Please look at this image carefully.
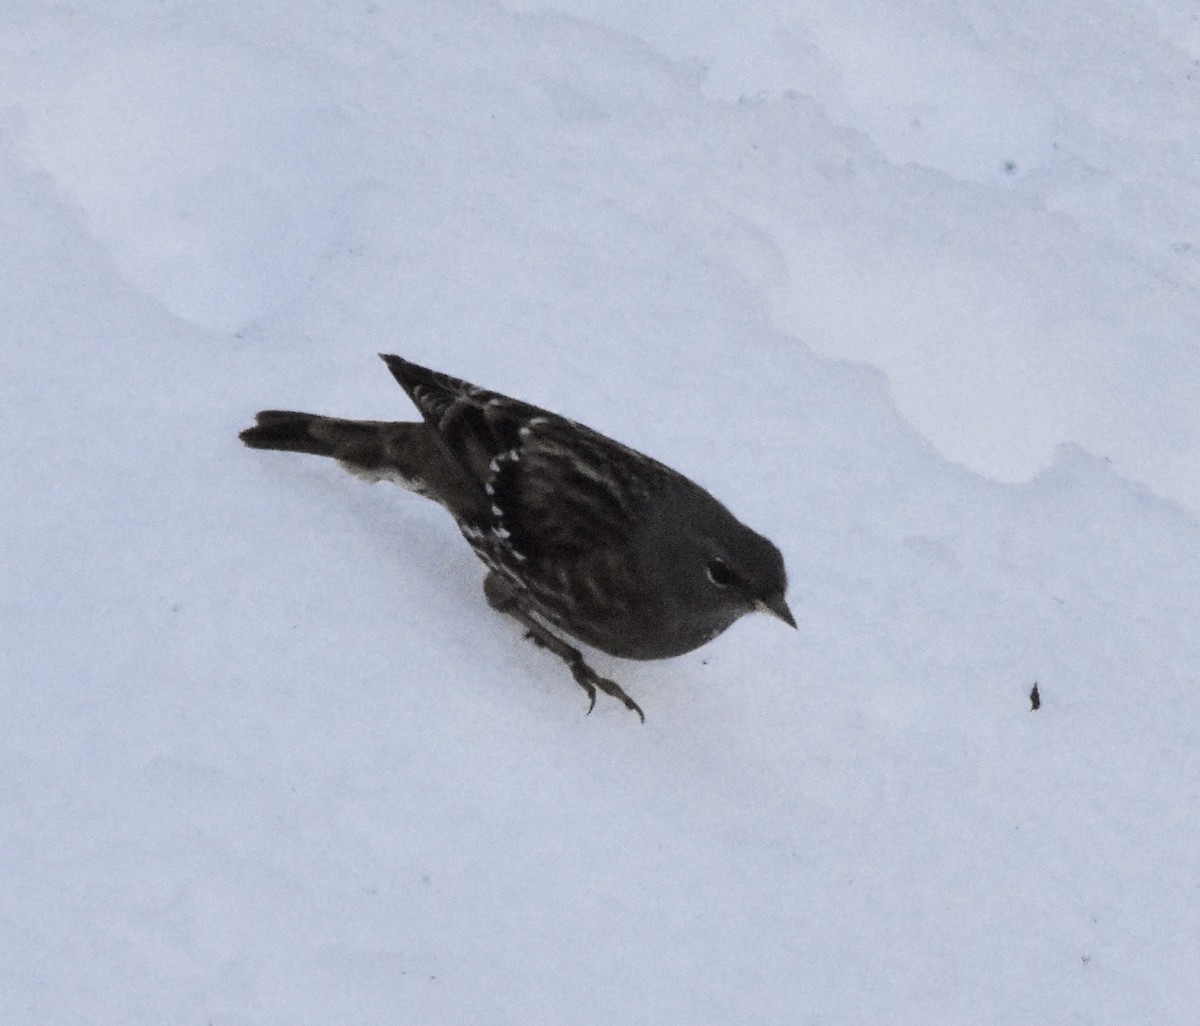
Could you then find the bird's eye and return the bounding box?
[706,558,735,588]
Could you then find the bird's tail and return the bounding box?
[239,410,481,512]
[239,410,369,458]
[239,410,414,475]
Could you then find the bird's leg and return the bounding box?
[483,572,645,722]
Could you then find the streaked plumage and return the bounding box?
[240,355,794,720]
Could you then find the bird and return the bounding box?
[239,355,794,721]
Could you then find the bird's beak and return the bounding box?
[757,593,797,629]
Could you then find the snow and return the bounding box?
[509,0,1200,508]
[2,2,1198,1023]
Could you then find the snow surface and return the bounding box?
[2,2,1199,1023]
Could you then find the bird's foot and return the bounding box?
[490,578,643,720]
[565,653,644,722]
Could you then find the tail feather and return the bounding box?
[239,409,485,517]
[240,411,343,457]
[239,410,402,468]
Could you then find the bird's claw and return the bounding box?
[503,593,645,721]
[569,657,644,723]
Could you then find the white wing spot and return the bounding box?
[519,418,549,440]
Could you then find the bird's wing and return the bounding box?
[381,354,645,569]
[379,354,544,484]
